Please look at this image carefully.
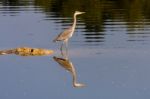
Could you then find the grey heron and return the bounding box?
[53,11,85,50]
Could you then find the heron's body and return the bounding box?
[53,11,85,44]
[53,26,73,42]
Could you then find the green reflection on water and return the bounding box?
[1,0,150,31]
[1,0,150,45]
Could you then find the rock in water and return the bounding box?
[0,47,54,56]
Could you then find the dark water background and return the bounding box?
[0,0,150,99]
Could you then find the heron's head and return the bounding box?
[73,83,86,88]
[74,11,85,16]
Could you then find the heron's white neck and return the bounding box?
[72,14,77,31]
[71,63,85,88]
[72,72,85,88]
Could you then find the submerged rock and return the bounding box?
[0,47,54,56]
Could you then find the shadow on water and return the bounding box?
[53,47,85,88]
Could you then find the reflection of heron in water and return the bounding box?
[53,56,85,88]
[53,11,85,52]
[53,50,85,88]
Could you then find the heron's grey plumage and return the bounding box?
[53,27,73,42]
[53,11,85,43]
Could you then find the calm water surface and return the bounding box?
[0,0,150,99]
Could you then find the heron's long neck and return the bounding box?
[70,62,85,87]
[68,62,77,86]
[72,14,77,31]
[72,70,78,87]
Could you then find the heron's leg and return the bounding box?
[60,43,63,52]
[60,42,65,56]
[64,40,69,57]
[65,41,68,51]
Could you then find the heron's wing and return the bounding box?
[54,27,73,41]
[53,56,73,72]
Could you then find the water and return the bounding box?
[0,0,150,99]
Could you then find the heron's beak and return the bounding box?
[81,12,85,14]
